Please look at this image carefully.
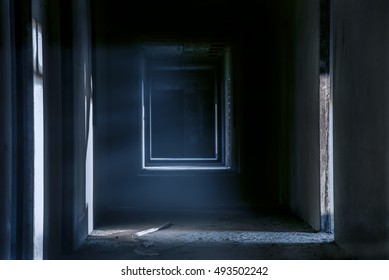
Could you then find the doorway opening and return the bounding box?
[141,43,235,171]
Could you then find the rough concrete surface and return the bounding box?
[61,209,352,260]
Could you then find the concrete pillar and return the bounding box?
[0,0,13,260]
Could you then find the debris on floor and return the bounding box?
[133,222,172,237]
[132,222,173,257]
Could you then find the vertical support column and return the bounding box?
[0,0,13,260]
[319,0,334,233]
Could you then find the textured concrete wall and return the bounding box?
[0,0,12,260]
[43,0,92,258]
[60,0,92,253]
[72,0,92,251]
[333,0,389,259]
[290,0,321,231]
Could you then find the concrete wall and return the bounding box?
[289,0,321,231]
[59,0,92,254]
[13,0,35,259]
[42,0,63,260]
[42,0,92,258]
[0,0,13,260]
[1,0,42,260]
[70,0,92,252]
[333,0,389,259]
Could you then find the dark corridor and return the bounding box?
[3,0,389,261]
[93,0,293,225]
[78,0,336,260]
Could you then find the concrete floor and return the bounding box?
[61,208,352,260]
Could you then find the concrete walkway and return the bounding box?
[61,209,352,260]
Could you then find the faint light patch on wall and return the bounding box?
[32,18,44,260]
[85,68,94,234]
